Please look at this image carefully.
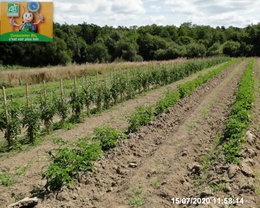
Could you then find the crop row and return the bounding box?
[0,57,230,149]
[1,58,222,103]
[221,58,255,163]
[42,58,238,191]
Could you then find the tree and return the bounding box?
[223,41,241,57]
[186,43,206,58]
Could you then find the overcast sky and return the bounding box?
[3,0,260,27]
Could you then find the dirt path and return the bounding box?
[36,60,248,208]
[0,62,234,207]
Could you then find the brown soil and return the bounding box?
[178,59,260,208]
[0,62,230,207]
[250,58,260,207]
[36,60,248,208]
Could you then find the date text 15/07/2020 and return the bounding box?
[172,198,245,205]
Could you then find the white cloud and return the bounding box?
[164,0,260,27]
[9,0,258,26]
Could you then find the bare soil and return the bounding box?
[0,62,230,207]
[36,60,248,208]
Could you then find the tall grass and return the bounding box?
[0,59,186,87]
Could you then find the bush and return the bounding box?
[155,90,180,114]
[22,106,41,144]
[43,138,102,191]
[93,126,126,151]
[0,103,21,148]
[128,105,155,133]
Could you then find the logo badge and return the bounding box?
[7,3,19,17]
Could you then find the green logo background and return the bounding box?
[8,3,19,17]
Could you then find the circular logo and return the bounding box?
[28,2,40,13]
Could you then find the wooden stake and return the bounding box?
[74,76,77,92]
[60,79,64,102]
[2,87,9,121]
[104,72,107,87]
[26,84,30,108]
[43,80,47,100]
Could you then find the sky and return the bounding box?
[2,0,260,27]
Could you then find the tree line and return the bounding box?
[0,22,259,67]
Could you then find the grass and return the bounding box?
[127,187,146,208]
[186,120,202,131]
[151,177,162,188]
[0,59,186,87]
[15,161,34,176]
[0,172,15,186]
[200,108,209,115]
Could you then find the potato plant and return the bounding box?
[222,59,254,163]
[43,137,102,191]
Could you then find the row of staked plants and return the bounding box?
[42,58,238,192]
[127,58,240,132]
[220,59,255,164]
[0,57,230,150]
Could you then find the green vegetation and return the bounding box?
[155,90,180,114]
[42,58,237,192]
[177,59,238,98]
[128,59,239,134]
[221,59,255,163]
[22,105,41,144]
[0,23,259,67]
[43,138,102,191]
[127,188,146,208]
[0,57,229,150]
[128,105,155,133]
[0,172,15,186]
[43,126,125,191]
[93,126,126,151]
[0,103,21,148]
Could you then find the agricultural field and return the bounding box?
[0,57,259,208]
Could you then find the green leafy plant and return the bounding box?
[22,105,41,144]
[69,90,84,122]
[155,90,180,114]
[54,96,69,125]
[128,105,155,133]
[221,59,254,163]
[0,172,15,186]
[39,95,56,133]
[43,138,102,191]
[0,103,21,148]
[93,126,126,151]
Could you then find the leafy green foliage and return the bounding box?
[0,172,15,186]
[128,105,155,133]
[22,106,41,144]
[0,57,230,151]
[0,103,21,148]
[43,138,102,191]
[69,90,84,122]
[93,126,126,151]
[178,59,238,98]
[155,90,180,114]
[221,59,254,163]
[39,96,56,133]
[54,96,69,124]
